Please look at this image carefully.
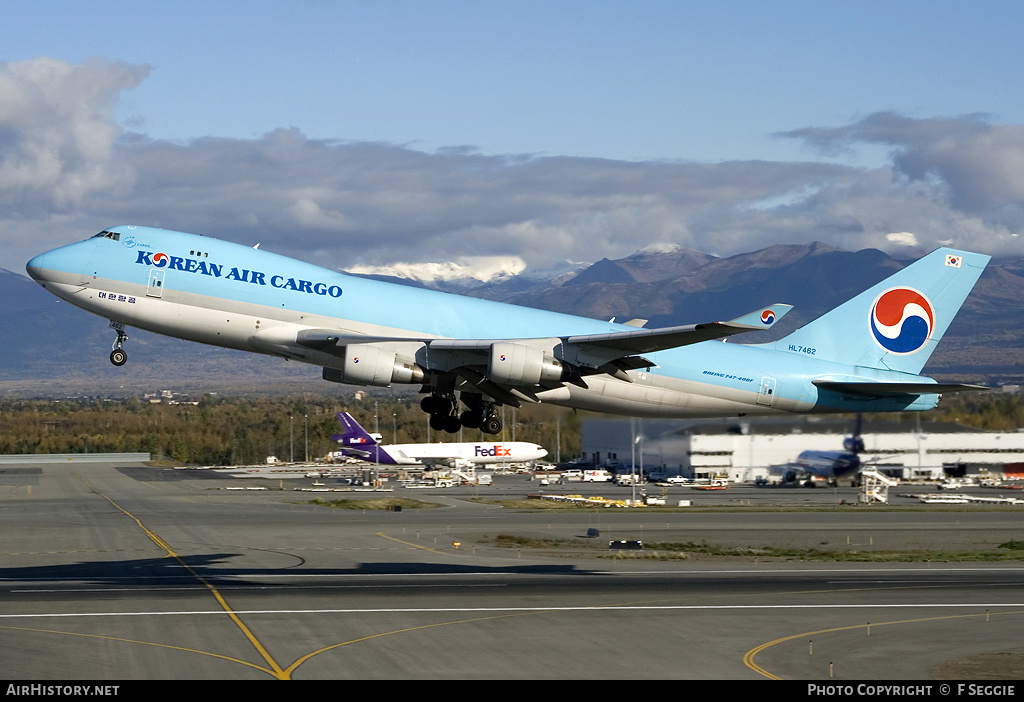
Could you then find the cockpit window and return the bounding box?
[91,230,121,241]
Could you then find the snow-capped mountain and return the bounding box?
[344,255,587,290]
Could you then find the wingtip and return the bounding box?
[728,303,793,329]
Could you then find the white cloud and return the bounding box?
[3,59,1023,275]
[780,112,1024,250]
[886,232,919,247]
[0,58,147,205]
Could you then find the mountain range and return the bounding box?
[3,241,1022,397]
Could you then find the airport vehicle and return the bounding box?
[690,481,730,491]
[26,226,988,435]
[332,411,547,467]
[663,476,693,485]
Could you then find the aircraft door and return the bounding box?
[146,269,166,297]
[757,377,777,406]
[77,247,102,286]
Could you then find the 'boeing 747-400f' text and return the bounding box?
[27,226,988,435]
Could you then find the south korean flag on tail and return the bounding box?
[945,254,962,268]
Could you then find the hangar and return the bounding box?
[581,415,1024,483]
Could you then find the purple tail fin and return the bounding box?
[332,412,379,446]
[331,412,396,464]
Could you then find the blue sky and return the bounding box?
[2,1,1023,274]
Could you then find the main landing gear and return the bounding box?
[109,321,128,367]
[420,393,503,435]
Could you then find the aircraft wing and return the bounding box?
[298,304,792,361]
[414,456,456,468]
[381,449,455,468]
[297,304,792,403]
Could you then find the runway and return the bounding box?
[2,460,1022,680]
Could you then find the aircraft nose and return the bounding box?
[25,251,49,283]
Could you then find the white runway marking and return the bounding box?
[4,602,1023,620]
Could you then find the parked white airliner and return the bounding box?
[332,411,546,466]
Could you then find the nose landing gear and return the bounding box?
[109,321,128,366]
[481,409,503,436]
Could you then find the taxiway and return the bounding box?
[1,460,1022,680]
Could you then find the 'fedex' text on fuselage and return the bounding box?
[475,445,512,457]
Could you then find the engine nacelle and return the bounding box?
[488,342,564,385]
[322,345,424,387]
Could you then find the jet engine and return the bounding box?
[488,342,566,385]
[323,345,424,387]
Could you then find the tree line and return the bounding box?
[1,390,1019,466]
[0,394,583,466]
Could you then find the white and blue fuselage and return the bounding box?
[26,226,989,423]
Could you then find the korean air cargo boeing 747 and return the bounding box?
[26,226,988,435]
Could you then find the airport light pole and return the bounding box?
[630,418,636,505]
[556,415,561,464]
[633,434,641,506]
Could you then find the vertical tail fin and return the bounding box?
[331,411,397,464]
[843,413,865,453]
[331,411,380,447]
[775,248,988,374]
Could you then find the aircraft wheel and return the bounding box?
[444,415,462,434]
[109,349,127,366]
[429,413,447,431]
[420,395,441,414]
[460,410,482,429]
[482,416,502,435]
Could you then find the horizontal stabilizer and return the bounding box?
[813,379,988,398]
[338,447,372,459]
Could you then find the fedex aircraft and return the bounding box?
[26,226,988,435]
[332,411,547,467]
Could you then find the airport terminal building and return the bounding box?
[581,415,1024,483]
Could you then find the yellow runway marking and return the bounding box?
[743,609,1024,679]
[0,623,280,676]
[29,472,1023,680]
[283,608,566,678]
[72,467,288,679]
[375,531,455,554]
[45,474,541,679]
